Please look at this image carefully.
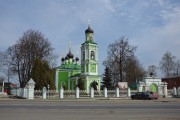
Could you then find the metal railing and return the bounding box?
[34,90,42,98]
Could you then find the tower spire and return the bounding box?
[88,19,91,27]
[85,19,94,34]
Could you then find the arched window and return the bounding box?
[91,51,95,60]
[83,51,85,60]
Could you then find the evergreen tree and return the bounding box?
[77,77,85,90]
[91,80,98,90]
[31,59,55,90]
[101,66,113,89]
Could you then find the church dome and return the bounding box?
[85,26,94,33]
[67,50,74,58]
[75,57,79,61]
[61,57,65,61]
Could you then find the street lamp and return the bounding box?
[47,84,50,99]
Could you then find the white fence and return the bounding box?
[11,88,28,98]
[32,88,133,99]
[11,87,177,100]
[10,78,36,99]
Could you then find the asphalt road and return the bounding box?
[0,99,180,120]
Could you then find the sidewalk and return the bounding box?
[0,95,180,103]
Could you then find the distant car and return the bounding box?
[148,92,159,99]
[131,92,153,100]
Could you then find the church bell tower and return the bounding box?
[81,22,100,92]
[81,23,98,75]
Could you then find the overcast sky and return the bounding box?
[0,0,180,77]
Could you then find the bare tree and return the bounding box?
[125,56,146,83]
[159,51,176,77]
[148,65,158,77]
[0,51,4,68]
[173,60,180,76]
[103,37,137,84]
[5,29,57,87]
[0,51,14,83]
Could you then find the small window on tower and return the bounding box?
[91,51,95,60]
[90,36,93,40]
[83,51,85,60]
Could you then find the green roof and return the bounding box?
[82,41,97,45]
[69,73,81,78]
[59,63,81,70]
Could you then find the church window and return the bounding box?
[83,51,85,60]
[91,51,95,60]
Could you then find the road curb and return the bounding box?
[0,96,180,103]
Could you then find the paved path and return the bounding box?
[0,97,180,120]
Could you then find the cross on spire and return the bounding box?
[88,19,91,27]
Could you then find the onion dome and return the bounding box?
[61,57,65,61]
[75,57,79,61]
[65,56,68,60]
[67,50,74,58]
[150,72,153,77]
[85,26,94,33]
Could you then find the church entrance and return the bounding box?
[149,83,158,93]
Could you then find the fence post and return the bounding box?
[90,87,94,98]
[158,86,162,95]
[43,87,47,99]
[163,82,167,97]
[26,79,36,99]
[127,87,131,97]
[178,87,180,96]
[76,87,79,99]
[116,87,119,98]
[104,87,107,98]
[173,87,177,96]
[60,87,64,99]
